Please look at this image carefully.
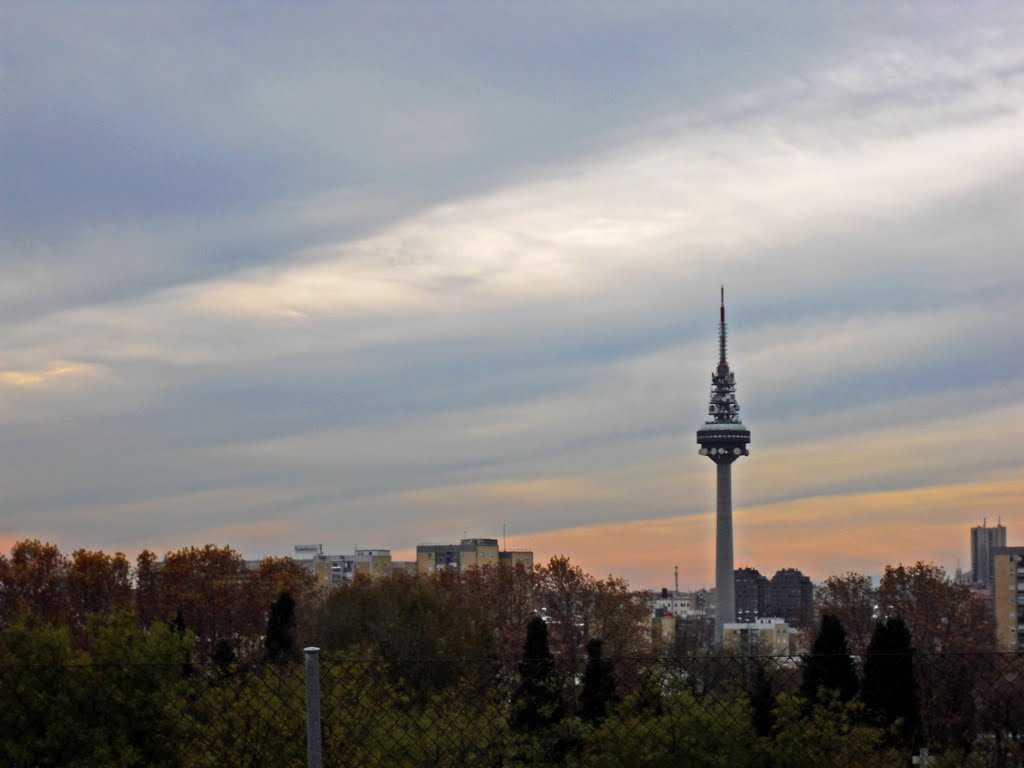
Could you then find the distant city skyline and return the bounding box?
[1,4,1022,589]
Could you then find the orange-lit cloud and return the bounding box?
[0,362,96,388]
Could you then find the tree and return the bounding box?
[312,554,650,672]
[801,613,858,704]
[815,571,876,654]
[749,661,776,738]
[151,544,264,659]
[511,616,565,732]
[877,562,994,652]
[861,616,919,746]
[0,611,191,767]
[212,637,237,671]
[134,549,160,626]
[537,556,651,665]
[579,638,617,724]
[437,559,538,659]
[264,591,297,662]
[770,692,904,768]
[66,549,132,636]
[1,540,69,626]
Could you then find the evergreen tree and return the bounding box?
[511,616,565,732]
[579,638,617,724]
[169,608,193,677]
[169,608,186,636]
[749,661,776,737]
[862,616,919,744]
[264,591,296,662]
[212,638,236,673]
[801,613,858,704]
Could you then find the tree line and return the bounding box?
[813,562,995,654]
[0,540,998,662]
[0,539,1018,766]
[0,540,652,664]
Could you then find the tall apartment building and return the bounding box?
[727,566,813,627]
[993,546,1024,651]
[766,568,814,628]
[734,567,769,622]
[971,520,1007,588]
[416,538,533,575]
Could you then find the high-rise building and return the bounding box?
[992,546,1024,651]
[971,520,1007,587]
[766,568,814,628]
[697,287,751,643]
[734,567,769,622]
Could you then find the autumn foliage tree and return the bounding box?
[877,562,994,652]
[814,571,877,654]
[311,555,651,666]
[0,540,70,627]
[66,549,133,634]
[1,540,317,661]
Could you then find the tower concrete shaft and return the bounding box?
[715,462,734,640]
[696,287,750,644]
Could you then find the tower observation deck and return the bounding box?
[696,287,750,643]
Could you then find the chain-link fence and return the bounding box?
[2,651,1022,767]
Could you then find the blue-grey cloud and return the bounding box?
[1,3,1022,578]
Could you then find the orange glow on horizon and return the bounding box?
[526,475,1023,589]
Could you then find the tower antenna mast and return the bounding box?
[696,286,751,644]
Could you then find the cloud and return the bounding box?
[0,362,98,389]
[0,4,1022,583]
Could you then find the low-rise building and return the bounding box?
[652,588,707,618]
[416,538,533,574]
[291,546,393,587]
[499,550,534,569]
[723,617,795,655]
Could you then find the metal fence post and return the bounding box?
[304,646,322,768]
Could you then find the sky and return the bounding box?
[1,3,1022,589]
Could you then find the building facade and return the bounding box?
[416,538,533,574]
[301,548,393,587]
[723,617,794,655]
[766,568,814,628]
[734,567,769,623]
[499,550,535,569]
[993,546,1024,651]
[652,588,707,619]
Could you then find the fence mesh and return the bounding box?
[2,652,1022,767]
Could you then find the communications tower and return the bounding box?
[696,287,751,643]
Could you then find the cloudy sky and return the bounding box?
[2,3,1022,588]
